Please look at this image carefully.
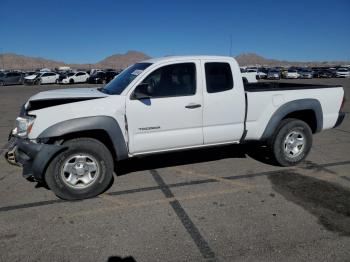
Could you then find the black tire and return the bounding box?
[268,118,312,167]
[70,79,74,84]
[0,81,4,86]
[37,78,42,85]
[45,138,114,200]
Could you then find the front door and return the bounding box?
[126,61,203,154]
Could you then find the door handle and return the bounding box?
[185,103,201,109]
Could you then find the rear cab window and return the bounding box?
[205,62,233,93]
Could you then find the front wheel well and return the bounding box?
[282,110,318,133]
[48,130,117,160]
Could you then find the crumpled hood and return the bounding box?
[25,87,109,111]
[28,88,108,101]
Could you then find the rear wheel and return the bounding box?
[269,119,312,166]
[45,138,114,200]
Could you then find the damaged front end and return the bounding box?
[5,132,66,182]
[4,88,108,181]
[5,135,19,166]
[5,104,66,182]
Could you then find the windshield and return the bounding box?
[100,62,152,95]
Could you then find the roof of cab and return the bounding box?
[142,55,235,64]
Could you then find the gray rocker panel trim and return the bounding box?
[260,98,323,140]
[38,116,128,160]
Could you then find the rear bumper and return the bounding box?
[333,112,345,128]
[5,136,66,181]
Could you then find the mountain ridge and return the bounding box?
[0,52,348,70]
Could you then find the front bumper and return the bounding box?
[24,79,37,85]
[5,136,66,181]
[333,112,345,128]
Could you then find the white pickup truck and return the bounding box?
[6,56,345,200]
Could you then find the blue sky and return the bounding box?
[1,0,349,63]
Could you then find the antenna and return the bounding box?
[229,34,232,57]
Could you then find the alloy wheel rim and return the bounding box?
[283,131,305,158]
[60,154,99,189]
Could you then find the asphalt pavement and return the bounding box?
[0,79,350,262]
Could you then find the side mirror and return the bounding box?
[133,83,154,100]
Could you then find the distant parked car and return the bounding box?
[257,69,267,79]
[106,71,119,81]
[88,71,118,84]
[267,69,280,80]
[58,72,72,83]
[336,68,350,78]
[25,71,37,77]
[298,69,313,79]
[284,69,299,79]
[24,72,59,85]
[89,69,103,76]
[312,69,321,78]
[60,71,89,84]
[317,70,334,78]
[0,72,24,86]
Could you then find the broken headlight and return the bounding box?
[13,116,35,138]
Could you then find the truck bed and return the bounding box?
[244,82,341,92]
[243,81,344,141]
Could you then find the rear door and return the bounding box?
[126,61,203,154]
[49,72,57,83]
[12,72,21,84]
[76,72,84,82]
[6,73,15,84]
[202,60,245,144]
[41,73,49,83]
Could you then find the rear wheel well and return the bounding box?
[49,130,117,160]
[282,110,317,133]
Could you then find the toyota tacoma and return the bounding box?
[5,56,345,200]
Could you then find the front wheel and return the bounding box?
[269,119,312,166]
[45,138,114,200]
